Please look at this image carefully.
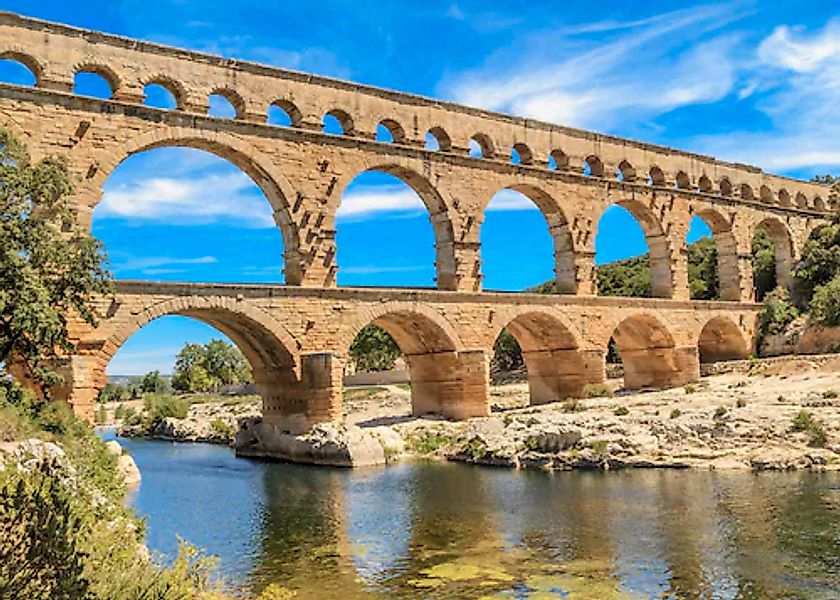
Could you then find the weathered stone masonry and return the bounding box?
[0,12,834,427]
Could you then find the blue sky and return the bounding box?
[2,1,838,375]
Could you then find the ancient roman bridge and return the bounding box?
[0,12,835,426]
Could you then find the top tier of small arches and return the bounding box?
[0,33,835,214]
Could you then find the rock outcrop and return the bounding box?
[235,419,401,467]
[104,440,142,487]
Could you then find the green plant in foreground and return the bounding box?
[584,384,612,398]
[406,432,452,455]
[614,406,630,416]
[670,409,682,419]
[791,410,829,447]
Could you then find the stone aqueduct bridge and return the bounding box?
[0,13,834,427]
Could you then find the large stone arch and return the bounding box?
[88,126,305,284]
[490,306,598,403]
[691,207,741,301]
[599,197,674,298]
[480,183,578,293]
[696,316,750,363]
[332,162,458,290]
[754,217,795,296]
[607,313,689,390]
[0,48,44,84]
[340,301,487,418]
[98,294,306,426]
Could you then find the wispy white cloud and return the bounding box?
[337,184,425,220]
[443,3,748,131]
[99,172,275,227]
[487,189,540,211]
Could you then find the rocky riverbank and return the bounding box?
[115,355,840,472]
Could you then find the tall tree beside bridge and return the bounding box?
[0,127,111,402]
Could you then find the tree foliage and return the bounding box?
[752,228,777,301]
[171,339,251,393]
[757,286,800,338]
[140,370,169,394]
[492,329,523,371]
[809,275,840,327]
[596,255,653,297]
[0,127,111,395]
[687,237,719,300]
[349,324,402,372]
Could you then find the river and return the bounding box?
[100,431,840,599]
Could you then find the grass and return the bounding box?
[791,410,829,447]
[613,406,630,416]
[406,431,452,455]
[584,384,612,399]
[670,408,682,419]
[561,400,583,413]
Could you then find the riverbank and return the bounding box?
[112,355,840,472]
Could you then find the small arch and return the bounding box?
[616,160,636,182]
[0,51,41,86]
[584,155,604,177]
[492,309,591,404]
[760,185,775,204]
[649,166,666,186]
[739,184,754,201]
[719,177,733,196]
[675,171,691,189]
[377,118,406,144]
[469,133,495,159]
[268,99,302,127]
[697,316,749,363]
[323,108,355,136]
[548,149,568,171]
[425,126,451,152]
[697,175,713,193]
[609,314,685,390]
[511,143,534,165]
[814,196,827,211]
[73,65,119,99]
[208,88,245,119]
[777,189,792,207]
[795,192,809,208]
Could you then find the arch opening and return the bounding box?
[595,202,673,298]
[469,133,494,159]
[101,306,300,422]
[345,308,479,419]
[698,317,749,364]
[548,149,568,171]
[73,68,115,99]
[0,54,38,86]
[336,168,447,288]
[425,127,451,152]
[610,314,685,390]
[377,119,406,144]
[93,146,286,285]
[268,100,302,127]
[752,219,794,301]
[480,185,576,293]
[143,82,179,110]
[687,210,740,301]
[492,311,590,405]
[649,166,666,186]
[675,171,691,189]
[511,143,533,166]
[323,109,354,136]
[584,156,604,177]
[208,91,241,119]
[616,160,636,182]
[719,177,733,196]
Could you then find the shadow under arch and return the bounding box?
[342,302,486,419]
[335,163,458,290]
[599,198,674,298]
[691,207,741,301]
[609,313,689,390]
[754,217,795,296]
[100,295,301,417]
[91,127,305,284]
[697,316,750,363]
[484,183,578,293]
[492,308,596,403]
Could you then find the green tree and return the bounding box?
[757,286,800,338]
[792,217,840,307]
[492,329,523,371]
[596,255,653,297]
[140,370,169,394]
[0,127,111,398]
[349,324,402,372]
[203,339,251,387]
[809,275,840,327]
[171,343,207,392]
[752,227,777,301]
[687,237,719,300]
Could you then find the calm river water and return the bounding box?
[100,432,840,599]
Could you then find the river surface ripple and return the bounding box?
[100,432,840,599]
